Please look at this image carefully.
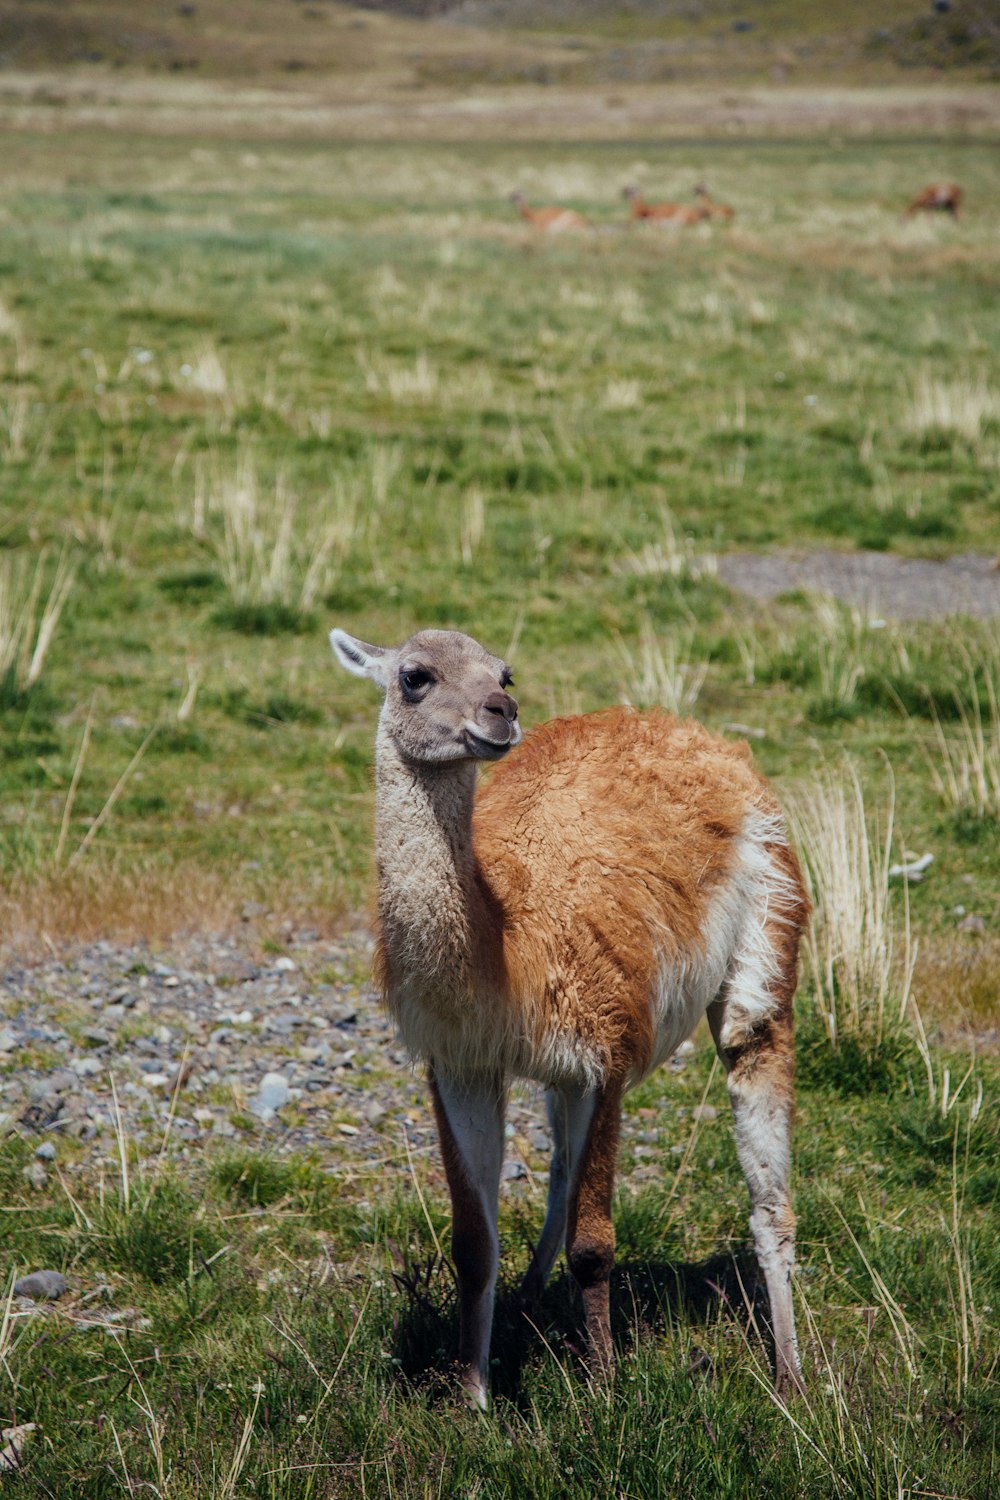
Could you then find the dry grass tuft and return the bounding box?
[905,372,1000,444]
[615,619,708,714]
[616,507,717,582]
[924,659,1000,821]
[787,765,915,1050]
[0,864,242,960]
[0,549,77,696]
[192,447,362,614]
[911,934,1000,1046]
[0,858,356,960]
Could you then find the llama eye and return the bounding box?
[501,669,514,689]
[400,668,432,698]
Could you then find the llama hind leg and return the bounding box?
[565,1081,623,1378]
[430,1068,506,1408]
[707,992,804,1396]
[521,1087,596,1303]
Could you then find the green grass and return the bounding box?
[1,131,998,931]
[0,101,998,1496]
[0,1030,996,1498]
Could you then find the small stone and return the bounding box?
[0,1029,18,1053]
[14,1270,68,1301]
[253,1074,290,1116]
[691,1105,719,1122]
[273,956,297,972]
[501,1159,528,1182]
[337,1122,359,1136]
[81,1027,112,1048]
[34,1142,57,1161]
[0,1422,37,1474]
[143,1073,170,1088]
[23,1161,48,1189]
[70,1057,102,1077]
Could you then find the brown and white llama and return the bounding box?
[509,192,590,231]
[622,185,707,226]
[331,626,808,1407]
[905,182,963,218]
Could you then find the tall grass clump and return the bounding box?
[905,372,1000,445]
[193,448,362,630]
[0,549,76,702]
[787,766,915,1057]
[615,619,708,713]
[616,505,717,581]
[924,653,1000,822]
[759,599,885,721]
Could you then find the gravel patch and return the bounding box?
[0,930,694,1196]
[717,550,1000,620]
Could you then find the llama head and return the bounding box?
[330,627,520,765]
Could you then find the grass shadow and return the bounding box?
[391,1246,772,1406]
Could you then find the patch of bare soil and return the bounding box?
[718,549,1000,619]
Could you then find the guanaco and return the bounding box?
[331,626,809,1408]
[905,182,963,218]
[622,184,707,226]
[509,191,589,231]
[694,183,735,220]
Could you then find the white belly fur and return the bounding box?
[641,811,794,1084]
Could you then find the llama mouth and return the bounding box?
[464,722,520,759]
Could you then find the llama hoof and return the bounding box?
[459,1372,489,1411]
[774,1362,806,1400]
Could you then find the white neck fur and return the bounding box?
[373,717,484,1003]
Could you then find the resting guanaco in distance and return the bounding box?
[694,183,735,219]
[905,182,963,218]
[332,625,809,1408]
[622,184,707,225]
[509,191,589,231]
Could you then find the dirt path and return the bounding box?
[717,550,1000,620]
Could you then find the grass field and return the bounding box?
[0,64,998,1498]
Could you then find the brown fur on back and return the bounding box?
[471,708,774,1079]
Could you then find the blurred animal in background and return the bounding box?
[509,192,589,231]
[905,182,963,218]
[694,184,735,220]
[622,185,707,226]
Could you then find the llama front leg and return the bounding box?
[708,998,804,1396]
[429,1067,506,1408]
[565,1080,623,1378]
[521,1087,597,1304]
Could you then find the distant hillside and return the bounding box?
[0,0,996,81]
[362,0,1000,80]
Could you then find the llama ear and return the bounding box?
[329,629,389,687]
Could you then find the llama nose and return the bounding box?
[484,691,518,723]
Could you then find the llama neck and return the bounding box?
[373,726,488,999]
